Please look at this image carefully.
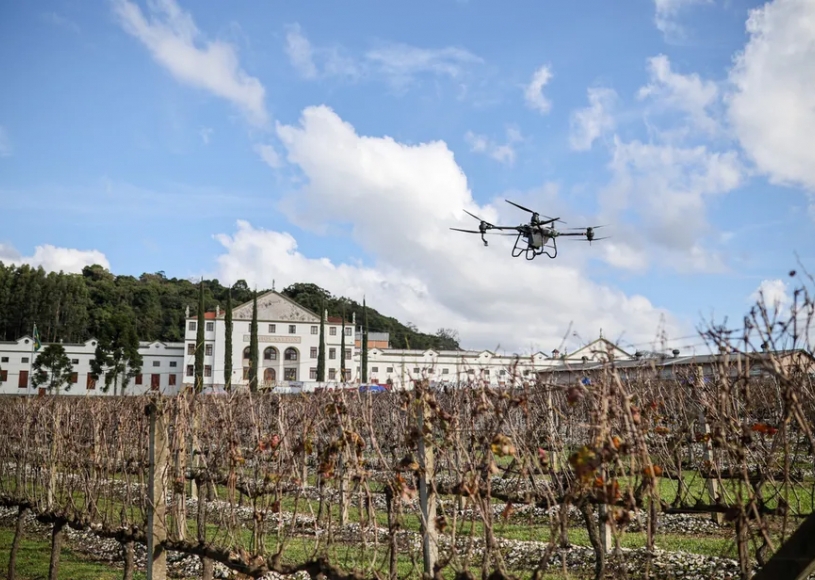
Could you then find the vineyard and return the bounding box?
[1,286,815,580]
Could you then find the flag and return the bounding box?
[33,326,42,352]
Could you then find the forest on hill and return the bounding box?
[0,262,460,350]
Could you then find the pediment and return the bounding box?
[233,291,319,323]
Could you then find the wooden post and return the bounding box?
[546,387,559,472]
[147,402,168,580]
[598,499,613,554]
[699,410,724,525]
[417,391,438,576]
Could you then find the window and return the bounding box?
[269,324,276,333]
[310,368,317,379]
[18,371,28,388]
[329,348,336,360]
[284,368,297,381]
[170,361,177,368]
[169,374,177,386]
[413,368,420,374]
[284,347,298,361]
[442,368,449,374]
[0,356,8,363]
[499,370,506,376]
[187,343,195,355]
[152,361,160,367]
[328,368,336,380]
[205,344,213,356]
[186,365,194,376]
[135,374,143,385]
[372,366,379,373]
[386,367,393,373]
[204,365,212,377]
[243,367,251,380]
[243,347,251,360]
[311,326,318,335]
[288,324,296,334]
[329,327,337,336]
[206,321,214,332]
[86,374,96,390]
[189,321,196,331]
[344,369,351,381]
[264,347,277,360]
[344,349,351,360]
[310,347,318,359]
[151,374,160,390]
[0,370,7,382]
[483,370,490,376]
[345,327,352,336]
[428,369,434,374]
[21,357,29,364]
[71,358,79,364]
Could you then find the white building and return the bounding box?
[0,336,184,396]
[0,287,636,396]
[182,290,356,390]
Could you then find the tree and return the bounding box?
[194,281,205,393]
[224,287,233,390]
[248,291,258,392]
[435,328,460,351]
[340,304,346,383]
[317,299,326,382]
[361,298,369,383]
[90,312,142,396]
[32,344,74,395]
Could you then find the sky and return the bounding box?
[1,0,814,355]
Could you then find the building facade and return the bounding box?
[0,336,184,396]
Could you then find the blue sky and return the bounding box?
[1,0,813,353]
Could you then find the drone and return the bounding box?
[451,199,609,260]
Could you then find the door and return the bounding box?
[151,374,160,391]
[18,370,28,389]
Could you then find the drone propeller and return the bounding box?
[450,228,516,236]
[505,200,565,224]
[567,225,608,231]
[463,209,494,227]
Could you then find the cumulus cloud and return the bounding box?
[638,54,720,134]
[254,143,281,169]
[0,243,109,273]
[727,0,815,209]
[569,87,617,151]
[211,106,680,352]
[112,0,267,126]
[750,278,791,313]
[524,65,553,114]
[602,138,742,271]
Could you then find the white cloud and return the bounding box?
[750,278,790,312]
[199,127,213,144]
[569,87,617,151]
[0,243,109,273]
[638,54,719,133]
[464,127,523,165]
[0,126,11,157]
[210,106,681,352]
[112,0,268,126]
[284,23,318,79]
[524,65,553,114]
[727,0,815,205]
[365,43,482,88]
[653,0,711,41]
[602,138,742,270]
[254,143,281,169]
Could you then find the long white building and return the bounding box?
[0,289,635,396]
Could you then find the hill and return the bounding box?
[0,263,460,350]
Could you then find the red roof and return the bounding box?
[190,312,218,320]
[327,316,350,324]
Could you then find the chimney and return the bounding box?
[216,305,220,318]
[552,349,559,357]
[672,348,680,358]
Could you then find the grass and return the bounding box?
[0,525,145,580]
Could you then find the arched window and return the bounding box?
[243,347,251,360]
[284,347,298,361]
[263,368,276,383]
[263,346,278,361]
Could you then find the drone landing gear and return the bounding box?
[511,234,558,260]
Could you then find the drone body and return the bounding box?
[451,200,609,261]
